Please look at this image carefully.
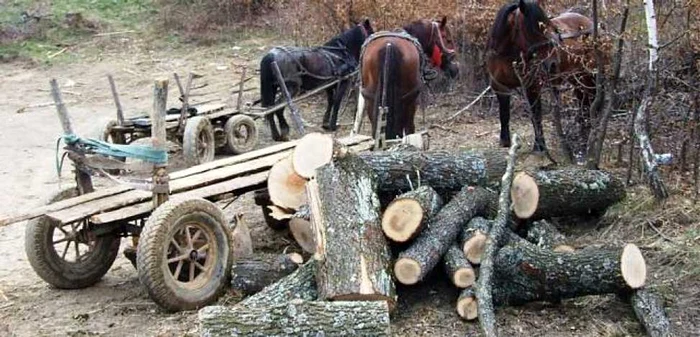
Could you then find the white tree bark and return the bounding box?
[643,0,659,70]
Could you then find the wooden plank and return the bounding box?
[92,171,269,224]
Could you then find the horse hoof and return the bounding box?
[500,139,511,147]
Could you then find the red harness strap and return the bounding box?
[431,45,443,68]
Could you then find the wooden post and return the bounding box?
[152,79,170,208]
[271,60,305,135]
[50,78,94,194]
[176,72,194,135]
[107,74,125,126]
[236,66,247,112]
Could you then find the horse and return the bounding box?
[486,0,598,154]
[361,17,459,140]
[258,19,374,141]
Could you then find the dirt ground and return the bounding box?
[0,34,698,337]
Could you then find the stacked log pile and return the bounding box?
[199,132,670,337]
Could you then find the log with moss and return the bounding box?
[381,185,444,242]
[230,253,303,295]
[511,169,626,220]
[307,152,396,307]
[199,299,391,337]
[443,244,476,288]
[525,220,575,252]
[394,186,496,285]
[628,288,671,337]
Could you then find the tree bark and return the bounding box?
[491,242,647,306]
[199,299,391,337]
[234,260,318,309]
[394,186,496,285]
[443,244,476,288]
[511,169,626,220]
[230,253,303,295]
[381,185,444,242]
[628,288,671,337]
[358,148,508,194]
[460,217,492,264]
[308,152,396,307]
[525,220,575,252]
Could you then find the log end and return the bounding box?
[456,295,478,320]
[453,268,476,288]
[268,156,308,210]
[381,199,424,242]
[511,172,539,219]
[394,258,421,285]
[292,132,335,179]
[289,218,316,254]
[287,252,304,264]
[621,243,647,289]
[553,244,576,253]
[463,231,487,265]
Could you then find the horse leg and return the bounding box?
[321,87,335,131]
[327,80,350,132]
[497,93,512,147]
[265,111,282,141]
[276,83,298,141]
[527,90,547,153]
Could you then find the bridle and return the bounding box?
[429,21,457,68]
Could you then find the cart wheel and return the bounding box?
[224,115,258,154]
[137,198,233,312]
[25,187,121,289]
[96,120,127,144]
[183,117,215,166]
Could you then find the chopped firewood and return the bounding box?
[308,152,396,307]
[267,155,307,210]
[394,186,496,285]
[199,299,391,337]
[628,288,671,337]
[525,219,575,252]
[443,244,476,288]
[381,185,444,242]
[460,217,492,264]
[230,252,303,295]
[511,169,625,220]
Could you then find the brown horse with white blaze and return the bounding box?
[361,17,459,140]
[486,0,599,154]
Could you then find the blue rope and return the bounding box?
[62,134,168,164]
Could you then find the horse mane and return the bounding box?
[324,25,363,49]
[487,1,550,52]
[520,1,550,38]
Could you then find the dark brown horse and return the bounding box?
[486,0,598,153]
[361,17,459,140]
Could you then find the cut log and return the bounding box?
[394,186,496,285]
[234,260,318,309]
[230,253,303,295]
[308,152,396,307]
[525,219,575,252]
[511,169,626,220]
[359,148,508,194]
[291,132,349,179]
[492,242,647,306]
[460,217,492,265]
[456,286,478,321]
[230,213,253,259]
[289,205,315,254]
[443,244,476,288]
[381,185,444,242]
[629,288,671,337]
[199,299,391,337]
[267,155,307,210]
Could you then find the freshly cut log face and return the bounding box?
[459,217,492,264]
[443,244,475,288]
[511,169,626,220]
[292,132,348,179]
[457,286,478,320]
[267,155,307,210]
[381,185,444,242]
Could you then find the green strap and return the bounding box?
[62,134,168,164]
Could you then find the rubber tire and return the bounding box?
[95,120,127,144]
[25,187,121,289]
[183,116,216,166]
[224,115,258,154]
[136,198,233,312]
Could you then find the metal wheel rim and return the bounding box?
[164,221,217,289]
[49,219,99,264]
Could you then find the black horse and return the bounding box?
[259,19,374,141]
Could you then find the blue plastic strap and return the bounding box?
[62,134,168,164]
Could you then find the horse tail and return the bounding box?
[259,52,277,107]
[374,42,403,140]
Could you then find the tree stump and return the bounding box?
[511,169,626,220]
[443,244,476,288]
[381,185,444,242]
[230,253,303,295]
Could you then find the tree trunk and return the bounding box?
[460,217,492,264]
[443,244,476,288]
[199,300,391,337]
[628,288,671,337]
[457,286,478,321]
[394,186,496,285]
[382,185,444,242]
[308,152,396,307]
[525,220,575,252]
[492,242,647,306]
[234,260,318,309]
[358,148,508,194]
[230,253,303,295]
[511,169,626,220]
